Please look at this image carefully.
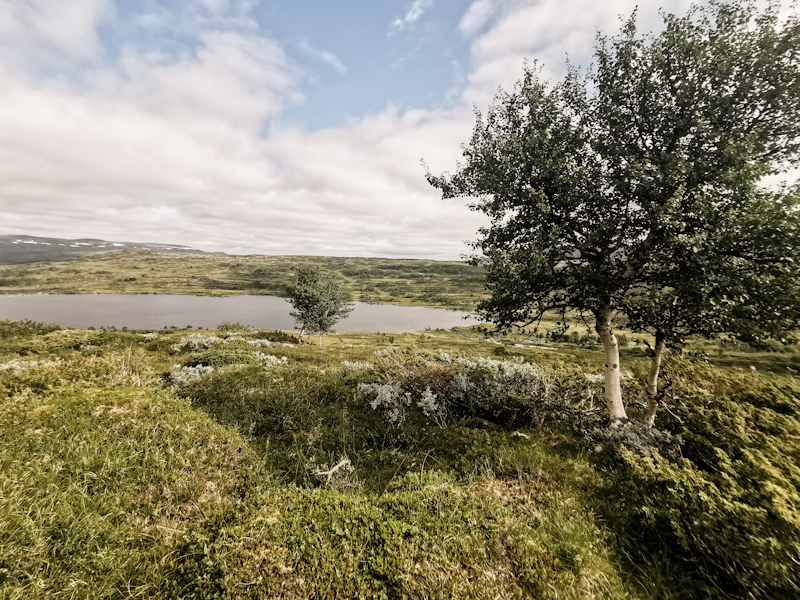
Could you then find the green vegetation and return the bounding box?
[287,265,354,344]
[3,4,797,597]
[1,319,798,598]
[427,0,800,425]
[0,250,484,310]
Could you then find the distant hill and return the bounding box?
[0,235,214,266]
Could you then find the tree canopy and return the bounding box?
[286,265,354,345]
[426,0,800,425]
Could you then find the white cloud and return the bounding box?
[460,0,697,107]
[0,17,483,259]
[6,0,780,262]
[194,0,232,15]
[459,0,496,36]
[299,41,347,74]
[0,0,110,63]
[391,0,433,31]
[113,32,299,131]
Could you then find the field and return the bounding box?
[1,318,798,599]
[0,250,485,310]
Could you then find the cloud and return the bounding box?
[0,0,110,64]
[459,0,496,36]
[459,0,697,107]
[391,0,433,31]
[298,41,347,74]
[5,0,771,262]
[112,32,299,131]
[0,7,484,260]
[193,0,233,15]
[0,41,484,259]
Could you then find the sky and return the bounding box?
[0,0,716,259]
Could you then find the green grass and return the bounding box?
[0,320,797,598]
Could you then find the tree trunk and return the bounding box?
[644,334,667,427]
[594,307,628,425]
[298,327,306,344]
[319,332,323,347]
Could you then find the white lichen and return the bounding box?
[169,364,214,392]
[255,353,288,367]
[172,334,222,352]
[341,360,373,375]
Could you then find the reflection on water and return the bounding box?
[0,294,480,333]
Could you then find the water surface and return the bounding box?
[0,294,480,332]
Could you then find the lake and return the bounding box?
[0,294,481,333]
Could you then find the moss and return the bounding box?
[1,320,797,598]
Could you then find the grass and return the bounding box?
[0,250,485,310]
[0,320,797,598]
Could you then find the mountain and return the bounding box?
[0,235,215,266]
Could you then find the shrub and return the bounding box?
[181,366,347,442]
[186,349,260,368]
[245,339,274,348]
[217,321,251,332]
[249,329,297,344]
[172,334,222,352]
[341,369,384,387]
[254,353,288,368]
[619,447,800,599]
[583,422,683,466]
[0,358,62,374]
[436,353,568,423]
[358,382,412,426]
[0,319,61,339]
[416,386,447,428]
[366,348,601,430]
[169,364,214,394]
[609,377,800,599]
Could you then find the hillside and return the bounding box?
[0,249,485,310]
[1,320,798,598]
[0,235,213,266]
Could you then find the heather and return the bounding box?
[0,319,797,598]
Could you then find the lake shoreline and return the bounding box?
[0,293,480,333]
[0,290,468,311]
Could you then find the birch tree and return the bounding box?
[426,1,800,425]
[287,265,354,346]
[625,189,800,425]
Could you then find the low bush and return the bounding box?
[5,317,796,598]
[358,381,412,426]
[185,348,260,368]
[249,329,297,344]
[162,469,627,600]
[254,352,288,367]
[217,321,252,332]
[608,376,800,599]
[366,348,603,431]
[172,333,222,352]
[340,360,373,375]
[182,365,338,441]
[0,319,62,339]
[583,422,683,466]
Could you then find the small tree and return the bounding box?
[426,1,800,425]
[286,265,353,346]
[625,189,800,424]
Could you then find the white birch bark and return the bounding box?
[644,336,667,427]
[595,307,628,424]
